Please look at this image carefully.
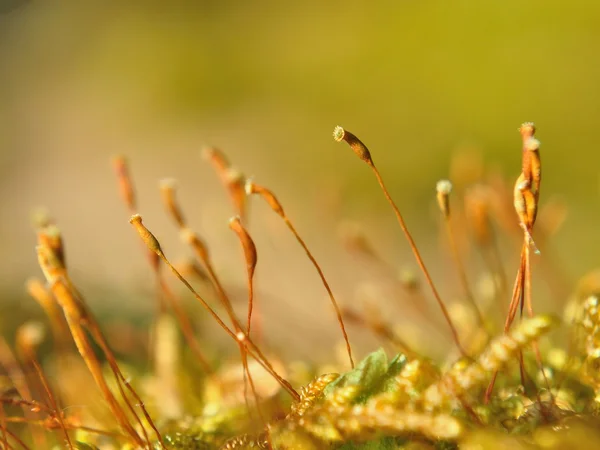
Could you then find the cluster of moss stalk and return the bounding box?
[2,124,600,449]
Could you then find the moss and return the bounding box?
[3,124,600,449]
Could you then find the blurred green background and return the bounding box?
[1,1,599,357]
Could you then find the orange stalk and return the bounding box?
[131,214,300,401]
[246,180,355,368]
[15,323,73,449]
[333,126,467,358]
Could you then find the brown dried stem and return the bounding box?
[486,123,549,403]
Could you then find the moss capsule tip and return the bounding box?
[333,126,345,142]
[245,178,255,195]
[525,137,541,151]
[159,178,178,189]
[129,214,142,225]
[436,179,453,195]
[179,227,195,244]
[228,215,242,226]
[519,122,536,137]
[20,321,46,347]
[200,146,214,160]
[225,167,244,183]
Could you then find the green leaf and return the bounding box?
[379,353,408,394]
[324,350,410,405]
[325,348,388,394]
[387,353,408,377]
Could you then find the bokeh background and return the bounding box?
[1,1,599,360]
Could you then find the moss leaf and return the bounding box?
[324,348,388,396]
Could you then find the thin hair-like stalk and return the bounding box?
[341,306,417,358]
[436,180,489,337]
[36,225,164,447]
[36,242,162,449]
[513,135,548,394]
[157,277,214,374]
[246,180,355,369]
[179,229,264,420]
[41,276,147,448]
[2,415,127,440]
[159,179,240,332]
[159,179,264,418]
[0,337,46,448]
[130,214,300,401]
[0,399,8,450]
[485,247,526,403]
[4,428,30,450]
[161,180,262,410]
[161,172,276,442]
[464,186,509,317]
[83,317,166,449]
[523,234,554,402]
[229,216,259,337]
[203,147,248,222]
[487,124,550,404]
[15,323,73,450]
[333,126,468,357]
[112,156,165,314]
[26,278,71,353]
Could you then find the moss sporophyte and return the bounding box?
[3,124,600,449]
